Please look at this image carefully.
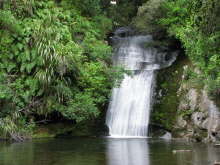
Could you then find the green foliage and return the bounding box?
[0,10,22,34]
[61,93,99,123]
[68,0,101,16]
[105,0,148,26]
[0,0,118,140]
[133,0,165,34]
[206,79,220,98]
[0,111,35,141]
[135,0,220,99]
[159,0,220,98]
[178,109,194,120]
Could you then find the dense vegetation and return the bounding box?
[0,0,122,141]
[161,0,220,98]
[135,0,220,98]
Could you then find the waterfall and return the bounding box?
[106,28,177,137]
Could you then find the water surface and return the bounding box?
[0,138,219,165]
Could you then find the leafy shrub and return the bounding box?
[133,0,165,34]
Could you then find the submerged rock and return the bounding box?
[160,132,172,140]
[172,150,192,154]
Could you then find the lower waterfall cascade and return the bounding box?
[106,28,177,137]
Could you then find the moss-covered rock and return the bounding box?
[151,54,190,131]
[33,123,75,138]
[155,59,220,142]
[32,121,99,138]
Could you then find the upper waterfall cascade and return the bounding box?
[106,28,177,137]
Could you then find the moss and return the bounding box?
[32,122,75,138]
[152,54,190,131]
[70,123,94,137]
[32,129,56,138]
[171,128,186,137]
[32,120,100,138]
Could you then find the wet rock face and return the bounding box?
[191,112,208,129]
[110,27,135,44]
[176,116,187,128]
[153,58,220,142]
[209,112,220,141]
[174,66,220,142]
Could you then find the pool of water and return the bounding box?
[0,138,219,165]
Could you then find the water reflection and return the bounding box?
[0,138,220,165]
[191,143,220,165]
[106,139,149,165]
[0,141,34,165]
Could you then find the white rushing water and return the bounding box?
[106,29,177,137]
[106,71,154,137]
